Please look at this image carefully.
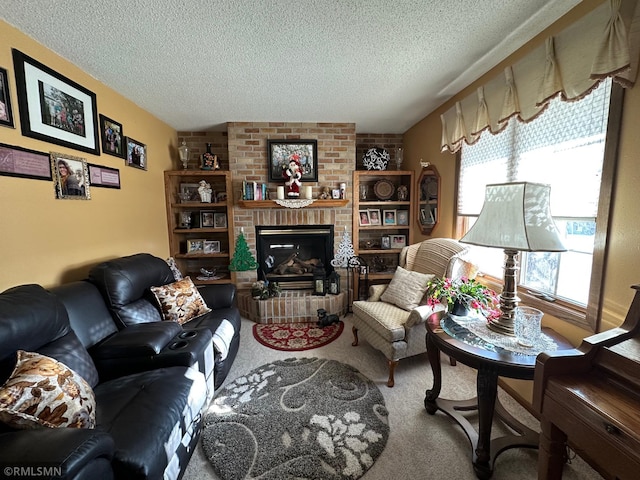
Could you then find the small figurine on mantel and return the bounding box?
[201,143,220,171]
[283,155,302,198]
[198,180,213,203]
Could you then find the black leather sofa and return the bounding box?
[0,284,210,479]
[0,253,242,479]
[87,253,241,389]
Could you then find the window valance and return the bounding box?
[441,0,640,154]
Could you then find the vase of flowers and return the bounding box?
[425,276,500,320]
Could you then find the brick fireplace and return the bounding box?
[177,123,402,322]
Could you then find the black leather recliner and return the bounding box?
[0,284,209,479]
[88,253,241,388]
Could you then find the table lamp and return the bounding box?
[460,182,566,335]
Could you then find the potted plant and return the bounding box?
[425,276,500,319]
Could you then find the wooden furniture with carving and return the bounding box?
[533,284,640,480]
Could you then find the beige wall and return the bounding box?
[403,0,640,402]
[0,20,177,290]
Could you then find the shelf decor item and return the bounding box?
[201,143,220,171]
[363,147,390,171]
[373,179,395,200]
[178,141,189,169]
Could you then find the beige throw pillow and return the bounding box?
[0,351,96,429]
[151,276,211,324]
[380,267,434,311]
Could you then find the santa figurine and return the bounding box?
[283,155,302,198]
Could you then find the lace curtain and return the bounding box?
[441,0,640,153]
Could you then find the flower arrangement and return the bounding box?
[425,276,500,320]
[251,280,281,300]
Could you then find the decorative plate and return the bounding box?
[363,148,390,170]
[427,179,438,196]
[374,179,395,200]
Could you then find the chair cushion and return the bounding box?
[150,277,211,325]
[0,351,96,430]
[380,267,434,311]
[352,301,410,342]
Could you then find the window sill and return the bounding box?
[478,276,592,332]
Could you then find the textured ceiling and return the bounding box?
[1,0,580,133]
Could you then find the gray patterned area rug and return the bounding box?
[202,357,389,480]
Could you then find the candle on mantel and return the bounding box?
[276,186,285,199]
[304,186,313,199]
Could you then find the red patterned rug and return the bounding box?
[252,321,344,351]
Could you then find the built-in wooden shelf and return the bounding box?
[237,199,349,208]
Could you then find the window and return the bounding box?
[457,78,620,330]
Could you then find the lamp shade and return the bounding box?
[460,182,566,252]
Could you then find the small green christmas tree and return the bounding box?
[229,232,258,271]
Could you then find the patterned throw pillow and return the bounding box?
[0,351,96,429]
[380,266,434,311]
[150,276,211,325]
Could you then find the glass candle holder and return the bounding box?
[514,306,543,347]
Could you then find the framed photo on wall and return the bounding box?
[125,137,146,170]
[87,163,120,189]
[99,114,124,158]
[0,67,15,128]
[267,139,318,182]
[0,142,51,181]
[50,151,90,200]
[12,49,100,155]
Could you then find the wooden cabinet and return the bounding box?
[352,170,415,287]
[164,170,235,285]
[417,165,440,235]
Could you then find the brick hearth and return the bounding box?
[238,290,347,324]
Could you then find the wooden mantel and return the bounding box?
[237,199,349,209]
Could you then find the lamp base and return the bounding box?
[487,316,515,336]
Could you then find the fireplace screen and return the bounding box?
[256,225,334,289]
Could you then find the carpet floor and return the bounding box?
[202,357,388,479]
[183,315,604,480]
[252,321,344,351]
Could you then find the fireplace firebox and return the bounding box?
[256,225,334,289]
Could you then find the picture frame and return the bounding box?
[214,212,227,228]
[203,240,221,254]
[397,210,409,226]
[383,209,397,225]
[50,151,90,200]
[267,139,318,182]
[331,189,341,199]
[201,211,215,228]
[99,114,125,158]
[125,137,146,170]
[0,67,14,128]
[0,142,51,181]
[381,235,391,249]
[180,182,200,202]
[87,163,120,189]
[358,210,371,226]
[368,209,381,225]
[391,235,406,250]
[186,239,205,254]
[12,49,99,155]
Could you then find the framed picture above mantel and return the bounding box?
[267,139,318,182]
